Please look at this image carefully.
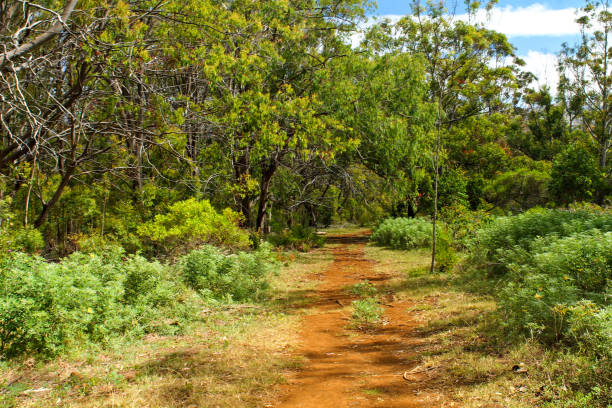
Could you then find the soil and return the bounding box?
[275,233,448,408]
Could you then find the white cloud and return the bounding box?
[520,51,559,91]
[368,4,582,38]
[457,4,580,37]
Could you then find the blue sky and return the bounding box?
[369,1,587,87]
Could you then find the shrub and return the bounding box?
[467,207,612,363]
[266,225,325,252]
[567,302,612,360]
[498,274,580,344]
[179,243,277,302]
[371,217,433,249]
[138,199,250,255]
[484,168,551,211]
[440,204,494,249]
[350,280,377,297]
[529,231,612,296]
[470,208,612,277]
[0,249,201,358]
[0,198,44,257]
[549,144,608,204]
[495,229,611,344]
[9,227,45,253]
[351,297,384,328]
[371,217,456,270]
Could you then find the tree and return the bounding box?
[550,144,607,204]
[558,0,612,169]
[364,0,522,270]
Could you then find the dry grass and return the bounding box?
[0,248,334,408]
[363,244,589,408]
[2,237,602,407]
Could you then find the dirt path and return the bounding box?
[276,233,447,408]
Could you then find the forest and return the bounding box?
[0,0,611,407]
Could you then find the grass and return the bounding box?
[320,225,371,236]
[364,243,611,407]
[3,234,606,407]
[0,247,334,408]
[362,388,383,396]
[348,280,378,297]
[350,297,385,328]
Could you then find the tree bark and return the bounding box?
[255,162,277,232]
[430,84,442,274]
[0,0,79,67]
[34,163,76,228]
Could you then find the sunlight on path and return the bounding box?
[275,233,447,408]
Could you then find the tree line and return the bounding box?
[0,0,610,256]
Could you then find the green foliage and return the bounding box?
[371,217,434,249]
[498,229,611,343]
[350,280,378,297]
[266,226,325,252]
[550,144,608,204]
[468,208,612,362]
[0,250,201,358]
[0,198,44,256]
[1,227,44,255]
[470,208,612,277]
[484,167,551,211]
[567,302,612,360]
[440,204,493,249]
[371,217,456,270]
[179,243,277,302]
[138,199,250,255]
[351,297,384,328]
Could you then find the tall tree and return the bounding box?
[365,0,521,270]
[559,0,612,169]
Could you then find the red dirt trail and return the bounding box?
[275,233,448,408]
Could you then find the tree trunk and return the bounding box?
[430,86,442,274]
[600,139,609,168]
[233,152,252,227]
[34,164,76,228]
[255,163,277,232]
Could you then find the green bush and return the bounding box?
[0,249,201,358]
[468,208,612,362]
[440,204,494,249]
[350,280,378,297]
[371,217,456,270]
[179,243,277,302]
[470,208,612,276]
[0,198,44,256]
[549,144,608,204]
[499,273,580,343]
[567,302,612,360]
[266,225,325,252]
[9,227,45,254]
[494,229,611,344]
[351,297,385,328]
[371,217,433,249]
[138,199,250,255]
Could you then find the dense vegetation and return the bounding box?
[371,217,456,270]
[1,0,610,258]
[468,208,611,348]
[0,0,611,404]
[0,242,276,358]
[467,208,612,406]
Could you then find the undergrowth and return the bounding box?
[350,297,384,328]
[370,217,456,270]
[462,207,612,407]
